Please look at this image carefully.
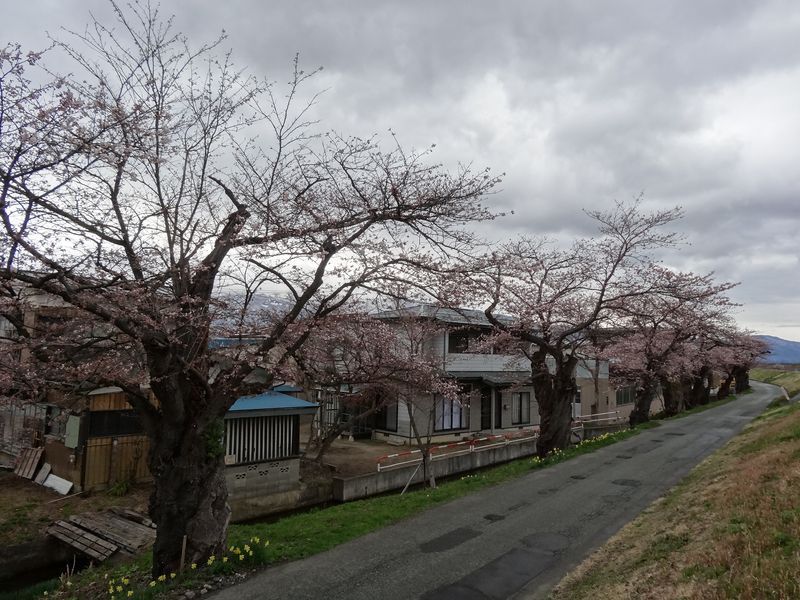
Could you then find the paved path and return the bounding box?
[211,382,777,600]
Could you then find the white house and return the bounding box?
[363,305,620,445]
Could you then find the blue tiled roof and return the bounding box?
[228,391,317,413]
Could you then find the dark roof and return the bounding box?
[447,371,531,386]
[271,383,303,393]
[227,391,317,417]
[209,337,265,349]
[373,304,513,327]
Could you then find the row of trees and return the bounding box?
[0,2,764,575]
[293,207,765,464]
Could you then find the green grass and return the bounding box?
[638,532,690,565]
[0,579,59,600]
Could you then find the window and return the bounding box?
[45,406,67,438]
[87,410,143,438]
[573,386,582,418]
[447,328,487,354]
[511,392,530,425]
[616,386,635,406]
[434,391,470,431]
[374,402,398,432]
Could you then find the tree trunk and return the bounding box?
[680,376,695,410]
[661,376,684,417]
[405,399,435,488]
[532,354,576,458]
[690,366,712,406]
[629,378,658,427]
[314,427,342,464]
[717,372,734,400]
[733,366,750,393]
[148,422,230,576]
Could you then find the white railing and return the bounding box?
[376,428,540,472]
[576,410,623,425]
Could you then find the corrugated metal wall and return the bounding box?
[225,415,297,464]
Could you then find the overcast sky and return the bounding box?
[8,0,800,339]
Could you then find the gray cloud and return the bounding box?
[8,0,800,338]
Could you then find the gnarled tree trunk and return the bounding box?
[661,376,684,417]
[145,350,232,576]
[690,366,712,406]
[148,425,230,575]
[680,376,696,409]
[733,366,750,393]
[629,377,658,427]
[717,372,735,399]
[532,353,577,458]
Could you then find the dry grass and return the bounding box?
[751,367,800,398]
[550,402,800,600]
[0,471,149,546]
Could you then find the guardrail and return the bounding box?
[376,427,541,472]
[576,410,623,425]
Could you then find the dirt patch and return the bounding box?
[0,471,150,546]
[318,438,401,477]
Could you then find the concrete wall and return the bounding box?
[227,458,301,521]
[226,458,333,522]
[332,438,538,501]
[575,377,614,416]
[226,458,299,496]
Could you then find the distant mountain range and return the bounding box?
[756,335,800,364]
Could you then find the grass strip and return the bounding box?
[0,579,60,600]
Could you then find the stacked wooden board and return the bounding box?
[47,510,156,562]
[46,520,119,562]
[13,447,43,479]
[13,446,74,494]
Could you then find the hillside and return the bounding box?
[756,335,800,364]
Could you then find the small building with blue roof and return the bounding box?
[224,390,318,521]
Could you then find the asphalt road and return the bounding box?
[210,382,776,600]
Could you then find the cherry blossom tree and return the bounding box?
[710,333,767,399]
[603,270,737,425]
[0,3,498,574]
[466,200,682,456]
